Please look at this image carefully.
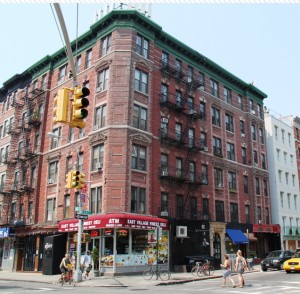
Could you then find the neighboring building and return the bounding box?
[265,111,300,251]
[0,9,275,273]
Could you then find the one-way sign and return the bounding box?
[75,213,88,220]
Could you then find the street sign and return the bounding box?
[80,193,86,203]
[82,210,91,215]
[75,213,88,220]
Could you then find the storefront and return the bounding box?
[0,227,15,271]
[58,213,169,275]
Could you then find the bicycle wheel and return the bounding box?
[143,269,153,280]
[191,266,199,277]
[197,268,205,277]
[159,270,170,281]
[58,277,64,286]
[205,266,214,276]
[69,278,76,287]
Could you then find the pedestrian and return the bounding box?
[220,254,236,288]
[81,250,92,279]
[246,254,254,270]
[59,253,72,279]
[235,250,247,288]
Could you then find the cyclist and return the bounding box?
[59,254,72,279]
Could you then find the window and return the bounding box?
[251,124,256,141]
[288,133,291,146]
[175,90,182,107]
[277,149,280,161]
[201,164,208,182]
[68,127,74,142]
[136,34,149,59]
[97,68,110,91]
[101,34,112,57]
[131,187,146,214]
[188,129,195,148]
[238,95,243,110]
[253,150,258,164]
[280,192,284,208]
[0,125,3,139]
[290,155,294,167]
[175,123,182,141]
[210,79,219,97]
[42,74,47,90]
[245,205,250,223]
[213,137,222,156]
[261,154,266,169]
[263,179,268,197]
[34,132,39,151]
[28,201,33,220]
[227,142,235,161]
[78,153,83,172]
[48,162,58,184]
[214,168,223,188]
[176,158,183,178]
[215,200,225,222]
[58,65,67,85]
[187,66,193,83]
[257,207,262,223]
[161,193,168,213]
[64,195,70,219]
[94,104,107,130]
[200,132,207,148]
[230,203,238,222]
[224,87,232,104]
[278,170,282,183]
[85,49,92,68]
[225,113,234,132]
[286,172,289,185]
[259,128,264,144]
[228,172,237,191]
[90,187,102,214]
[274,125,278,140]
[281,129,285,143]
[249,99,254,111]
[288,193,291,209]
[76,55,81,73]
[242,147,247,164]
[284,152,287,164]
[30,166,35,188]
[160,154,168,175]
[190,197,197,219]
[255,177,260,195]
[161,51,168,67]
[265,208,270,224]
[294,195,298,210]
[187,96,194,111]
[0,174,5,192]
[257,104,263,119]
[175,58,182,76]
[3,120,8,137]
[92,144,104,171]
[46,198,56,221]
[134,69,148,94]
[132,145,146,171]
[133,104,147,131]
[200,102,206,120]
[203,198,209,219]
[11,202,16,220]
[211,106,220,126]
[50,128,61,149]
[176,195,184,219]
[292,174,295,186]
[244,175,248,193]
[160,83,168,102]
[66,157,72,174]
[199,72,205,88]
[189,162,195,182]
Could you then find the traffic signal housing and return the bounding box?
[53,88,69,125]
[65,170,85,189]
[70,86,90,129]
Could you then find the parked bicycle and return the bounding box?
[58,269,76,286]
[143,264,171,281]
[191,260,214,277]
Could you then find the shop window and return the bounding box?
[116,229,129,254]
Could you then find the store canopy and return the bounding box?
[226,229,249,244]
[58,213,169,232]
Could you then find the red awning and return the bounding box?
[253,224,280,233]
[58,213,169,232]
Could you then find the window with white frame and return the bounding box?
[211,106,220,126]
[225,113,234,132]
[238,95,243,110]
[228,171,237,191]
[290,155,294,167]
[251,124,256,140]
[76,55,81,73]
[136,34,149,59]
[278,170,282,183]
[90,186,102,214]
[133,104,147,131]
[131,145,146,171]
[96,68,110,91]
[281,129,285,143]
[294,195,298,210]
[64,195,70,219]
[189,162,195,182]
[162,51,169,67]
[94,104,107,129]
[292,174,295,186]
[101,33,112,57]
[274,125,278,140]
[50,128,61,149]
[48,162,58,184]
[288,132,291,146]
[224,87,232,104]
[286,172,289,185]
[85,49,92,68]
[91,144,104,171]
[288,193,291,209]
[263,179,268,197]
[280,192,284,208]
[210,79,219,97]
[259,128,264,144]
[134,69,148,94]
[131,186,146,214]
[255,177,260,195]
[214,168,223,188]
[58,65,67,85]
[284,152,287,164]
[227,142,235,161]
[46,198,56,221]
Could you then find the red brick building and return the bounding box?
[0,10,276,273]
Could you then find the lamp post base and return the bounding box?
[74,270,82,282]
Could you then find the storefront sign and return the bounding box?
[253,224,280,233]
[0,228,9,238]
[58,213,169,232]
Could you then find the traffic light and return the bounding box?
[76,171,85,189]
[66,170,85,189]
[53,88,69,125]
[69,86,90,129]
[65,171,72,189]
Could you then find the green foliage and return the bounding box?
[92,247,99,270]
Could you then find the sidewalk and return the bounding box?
[0,268,259,287]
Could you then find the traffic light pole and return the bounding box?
[47,132,83,282]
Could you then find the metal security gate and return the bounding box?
[23,236,36,271]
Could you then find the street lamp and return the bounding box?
[47,132,83,282]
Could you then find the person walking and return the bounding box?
[235,250,247,288]
[220,254,236,288]
[81,250,92,279]
[59,254,72,279]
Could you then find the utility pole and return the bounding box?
[53,3,77,87]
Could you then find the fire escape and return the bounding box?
[159,59,208,220]
[1,85,45,228]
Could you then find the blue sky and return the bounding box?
[1,3,299,116]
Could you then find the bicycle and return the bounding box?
[143,264,171,281]
[191,260,214,277]
[58,269,76,286]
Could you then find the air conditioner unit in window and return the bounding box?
[96,162,103,170]
[161,117,168,123]
[199,86,205,91]
[203,146,208,152]
[188,110,196,115]
[48,179,54,184]
[241,133,245,137]
[254,163,258,167]
[176,226,187,238]
[251,110,256,115]
[160,211,169,217]
[161,170,168,176]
